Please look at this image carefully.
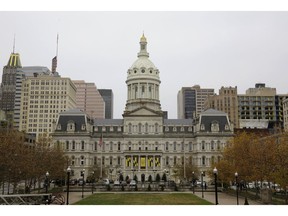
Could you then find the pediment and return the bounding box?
[124,106,162,117]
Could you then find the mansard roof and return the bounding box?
[164,119,194,126]
[93,119,123,126]
[55,109,88,132]
[199,108,230,132]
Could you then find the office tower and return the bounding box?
[204,86,239,128]
[177,85,214,119]
[19,73,77,140]
[238,83,288,129]
[99,89,114,119]
[73,80,105,119]
[0,53,22,125]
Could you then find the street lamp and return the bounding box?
[91,171,95,194]
[213,167,218,205]
[81,169,85,198]
[192,171,195,194]
[66,166,71,205]
[131,168,136,181]
[45,171,49,193]
[201,171,204,198]
[235,172,239,205]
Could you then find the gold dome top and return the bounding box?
[140,33,147,43]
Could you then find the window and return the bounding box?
[80,156,85,165]
[110,157,113,165]
[94,142,97,151]
[118,142,121,151]
[128,123,132,133]
[202,141,205,150]
[145,123,148,133]
[81,141,84,150]
[66,141,69,150]
[211,141,214,150]
[173,142,177,151]
[165,142,169,151]
[110,142,113,151]
[72,141,75,150]
[155,123,158,133]
[189,142,192,151]
[202,156,206,165]
[138,123,142,133]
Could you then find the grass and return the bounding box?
[73,193,212,205]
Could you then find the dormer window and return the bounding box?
[57,124,61,130]
[224,124,230,131]
[211,121,219,132]
[67,121,75,132]
[200,124,205,131]
[81,124,86,130]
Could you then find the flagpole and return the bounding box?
[183,137,186,180]
[100,133,103,180]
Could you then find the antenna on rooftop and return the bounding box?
[13,34,16,53]
[52,33,59,74]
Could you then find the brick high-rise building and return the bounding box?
[204,86,239,128]
[73,80,105,119]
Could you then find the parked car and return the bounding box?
[78,179,85,186]
[129,180,137,187]
[103,179,110,185]
[114,180,120,186]
[120,181,127,186]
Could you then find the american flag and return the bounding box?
[99,133,103,147]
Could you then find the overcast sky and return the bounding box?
[1,11,288,118]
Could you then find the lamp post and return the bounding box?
[235,172,239,205]
[192,171,195,194]
[201,171,204,198]
[91,171,95,194]
[81,169,85,198]
[213,167,218,205]
[66,166,71,205]
[45,171,49,193]
[131,168,136,181]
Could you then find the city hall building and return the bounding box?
[51,35,234,183]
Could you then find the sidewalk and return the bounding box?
[193,191,262,205]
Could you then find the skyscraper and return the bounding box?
[177,85,214,119]
[0,52,22,125]
[99,89,114,119]
[73,80,105,119]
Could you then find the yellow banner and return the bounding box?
[140,156,146,169]
[155,156,161,167]
[133,156,138,167]
[126,156,131,167]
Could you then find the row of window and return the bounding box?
[64,140,223,151]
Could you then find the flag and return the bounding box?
[99,133,103,147]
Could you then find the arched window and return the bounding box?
[211,141,215,150]
[145,123,148,133]
[80,156,85,165]
[138,123,142,133]
[201,141,205,150]
[155,123,158,133]
[202,156,206,165]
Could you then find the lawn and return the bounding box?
[73,192,212,205]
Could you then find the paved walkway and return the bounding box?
[60,190,263,205]
[193,191,261,205]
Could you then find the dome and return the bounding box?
[129,56,156,70]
